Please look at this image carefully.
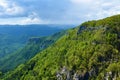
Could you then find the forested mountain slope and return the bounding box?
[0,25,64,59]
[3,15,120,80]
[0,31,65,73]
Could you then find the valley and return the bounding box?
[0,24,72,73]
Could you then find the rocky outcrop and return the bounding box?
[56,66,99,80]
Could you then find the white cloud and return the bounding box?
[70,0,94,4]
[84,0,120,19]
[5,3,23,15]
[101,2,113,7]
[0,0,8,8]
[0,12,50,25]
[0,0,24,17]
[67,0,120,24]
[0,0,120,24]
[0,0,45,25]
[20,12,43,25]
[21,18,41,24]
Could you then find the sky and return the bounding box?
[0,0,120,25]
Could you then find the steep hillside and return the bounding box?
[3,15,120,80]
[0,31,65,73]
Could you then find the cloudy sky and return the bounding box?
[0,0,120,25]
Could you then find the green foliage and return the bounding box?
[107,63,120,72]
[0,71,2,76]
[0,31,65,73]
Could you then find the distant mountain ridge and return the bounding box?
[0,24,71,59]
[0,24,75,29]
